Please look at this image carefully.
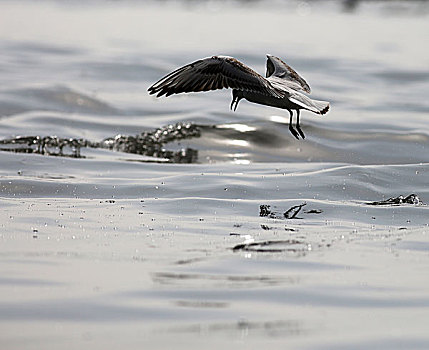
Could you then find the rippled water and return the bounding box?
[1,1,429,349]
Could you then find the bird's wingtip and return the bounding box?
[147,85,165,97]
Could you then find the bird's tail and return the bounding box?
[290,94,330,115]
[311,99,330,115]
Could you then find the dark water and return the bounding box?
[0,1,429,349]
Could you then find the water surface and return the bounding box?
[0,1,429,349]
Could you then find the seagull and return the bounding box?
[148,55,329,139]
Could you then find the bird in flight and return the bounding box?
[148,55,329,139]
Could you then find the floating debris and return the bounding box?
[0,135,93,158]
[168,318,303,336]
[260,203,309,220]
[101,122,200,163]
[0,122,201,163]
[305,209,323,214]
[284,203,307,219]
[232,239,306,253]
[368,194,423,206]
[259,204,276,218]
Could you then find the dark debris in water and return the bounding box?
[284,203,307,219]
[152,271,285,286]
[232,236,332,254]
[260,203,320,220]
[169,319,303,336]
[0,122,201,163]
[0,135,94,158]
[367,194,424,206]
[100,122,200,163]
[305,209,323,214]
[259,204,275,218]
[232,239,306,253]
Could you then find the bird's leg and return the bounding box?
[233,98,241,111]
[230,90,242,111]
[230,96,237,111]
[288,110,300,140]
[295,109,305,139]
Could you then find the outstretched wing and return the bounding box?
[266,54,311,93]
[148,56,284,98]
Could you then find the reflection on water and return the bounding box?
[0,0,429,350]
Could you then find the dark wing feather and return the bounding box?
[148,56,284,98]
[266,55,311,93]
